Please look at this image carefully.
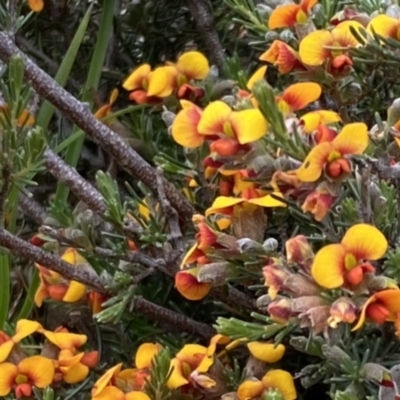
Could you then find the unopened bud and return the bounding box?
[256,4,272,18]
[263,238,279,252]
[237,238,265,254]
[363,363,392,386]
[328,297,357,328]
[265,30,280,42]
[162,109,176,127]
[267,297,293,323]
[279,29,295,43]
[285,235,314,271]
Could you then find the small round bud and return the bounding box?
[263,237,279,251]
[265,30,279,42]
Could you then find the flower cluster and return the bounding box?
[0,319,98,398]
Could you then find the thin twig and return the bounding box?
[0,32,195,220]
[19,194,47,225]
[185,0,225,71]
[133,295,216,340]
[0,228,106,292]
[44,148,107,214]
[156,167,184,252]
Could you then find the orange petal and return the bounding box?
[262,370,297,400]
[332,123,368,155]
[230,109,268,144]
[367,14,399,39]
[28,0,44,12]
[0,340,14,363]
[351,295,377,331]
[299,30,333,66]
[171,101,203,148]
[375,289,400,319]
[268,4,300,29]
[135,343,162,369]
[301,0,318,12]
[259,40,298,74]
[34,281,48,307]
[197,101,233,136]
[175,268,212,301]
[18,356,55,388]
[177,51,210,80]
[123,64,151,91]
[237,380,264,400]
[0,362,17,396]
[281,82,321,112]
[341,224,387,260]
[296,142,332,182]
[300,110,341,133]
[167,358,189,389]
[247,342,286,363]
[247,66,267,91]
[311,244,346,289]
[63,362,89,384]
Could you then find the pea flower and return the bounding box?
[0,319,42,362]
[268,0,318,29]
[34,248,88,306]
[301,186,336,221]
[247,341,286,363]
[92,386,150,400]
[300,110,341,134]
[367,14,400,40]
[167,344,216,390]
[299,21,363,70]
[175,267,213,301]
[237,369,297,400]
[259,40,302,74]
[296,123,368,182]
[311,224,388,289]
[352,289,400,331]
[0,356,55,398]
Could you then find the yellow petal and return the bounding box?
[13,319,42,342]
[237,380,264,400]
[177,51,210,80]
[42,331,87,350]
[92,363,123,397]
[0,362,17,396]
[247,342,286,363]
[123,64,151,91]
[125,391,152,400]
[167,358,189,389]
[62,362,89,384]
[262,369,297,400]
[332,21,366,47]
[247,66,267,91]
[332,123,369,155]
[63,280,87,302]
[171,101,204,148]
[62,248,88,265]
[296,142,332,182]
[351,295,376,331]
[92,386,125,400]
[248,193,286,208]
[311,244,346,289]
[367,14,399,39]
[198,101,233,136]
[177,344,207,361]
[299,30,332,66]
[135,343,162,369]
[341,224,388,260]
[230,109,268,144]
[34,281,48,307]
[28,0,44,12]
[205,196,245,216]
[281,82,322,112]
[19,356,55,388]
[147,66,175,97]
[301,110,341,133]
[0,341,14,363]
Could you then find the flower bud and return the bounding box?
[209,80,235,99]
[283,274,321,297]
[285,235,314,272]
[298,304,331,334]
[267,298,293,323]
[263,238,279,252]
[237,238,266,254]
[256,4,272,18]
[366,275,399,291]
[328,297,357,328]
[387,98,400,128]
[263,263,290,299]
[265,30,279,42]
[387,4,400,18]
[161,109,176,127]
[363,363,392,386]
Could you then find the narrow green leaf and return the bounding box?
[0,254,10,328]
[55,0,115,206]
[36,4,94,131]
[16,269,39,320]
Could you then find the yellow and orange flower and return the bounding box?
[237,66,268,100]
[167,344,216,390]
[34,248,88,306]
[247,341,286,363]
[260,40,302,74]
[276,82,321,116]
[268,0,318,29]
[367,14,400,40]
[352,289,400,331]
[311,224,388,289]
[299,21,363,71]
[237,370,297,400]
[0,356,55,398]
[28,0,43,12]
[296,122,368,182]
[300,110,341,134]
[301,186,335,221]
[328,297,357,328]
[94,89,119,121]
[56,351,97,384]
[0,319,42,362]
[175,267,213,301]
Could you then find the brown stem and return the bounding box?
[134,295,216,340]
[19,194,47,225]
[0,32,195,220]
[0,228,106,292]
[185,0,225,71]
